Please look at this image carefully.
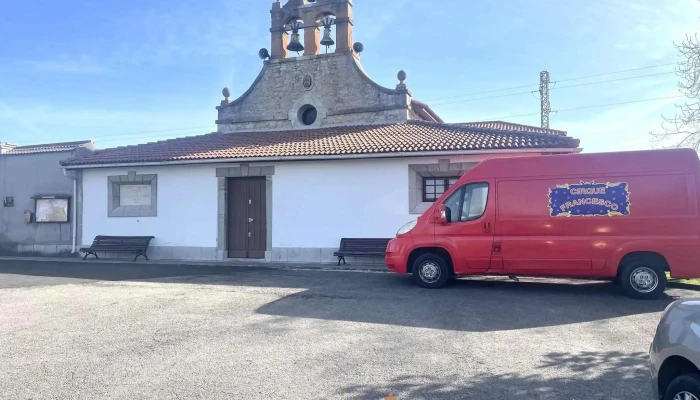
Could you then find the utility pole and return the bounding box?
[540,71,551,129]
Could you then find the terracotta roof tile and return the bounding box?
[456,121,567,136]
[2,140,93,155]
[61,120,579,167]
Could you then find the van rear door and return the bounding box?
[434,180,495,273]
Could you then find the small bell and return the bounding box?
[320,16,335,52]
[320,27,335,48]
[286,21,304,53]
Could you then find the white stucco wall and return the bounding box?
[80,153,536,256]
[81,165,218,248]
[271,158,414,248]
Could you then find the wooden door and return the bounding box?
[227,178,267,259]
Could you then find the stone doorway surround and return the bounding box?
[216,164,274,261]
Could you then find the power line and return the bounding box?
[423,62,678,103]
[555,62,678,83]
[551,71,676,91]
[556,95,685,112]
[99,95,687,144]
[430,90,535,106]
[481,95,686,121]
[430,71,678,107]
[422,83,540,102]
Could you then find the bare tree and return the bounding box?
[652,32,700,149]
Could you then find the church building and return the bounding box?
[62,0,581,262]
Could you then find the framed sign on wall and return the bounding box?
[119,184,152,206]
[33,196,70,223]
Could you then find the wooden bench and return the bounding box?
[80,236,155,262]
[334,238,392,265]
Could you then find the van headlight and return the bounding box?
[397,220,418,236]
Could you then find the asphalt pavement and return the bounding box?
[0,259,694,399]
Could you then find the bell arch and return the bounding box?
[316,12,336,54]
[284,17,306,57]
[270,0,353,59]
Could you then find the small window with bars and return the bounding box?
[423,177,459,202]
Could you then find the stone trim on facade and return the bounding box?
[76,169,84,250]
[216,164,275,261]
[107,171,158,217]
[288,94,328,129]
[408,160,478,214]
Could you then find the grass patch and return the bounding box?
[667,272,700,285]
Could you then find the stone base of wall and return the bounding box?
[270,247,385,265]
[84,246,219,261]
[0,244,386,265]
[72,246,384,265]
[0,244,76,257]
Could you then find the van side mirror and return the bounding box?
[435,204,448,224]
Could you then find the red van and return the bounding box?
[385,149,700,299]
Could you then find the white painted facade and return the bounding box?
[80,153,544,262]
[82,164,219,248]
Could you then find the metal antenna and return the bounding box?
[540,71,551,129]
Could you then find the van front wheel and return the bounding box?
[413,253,450,289]
[619,258,667,299]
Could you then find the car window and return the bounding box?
[443,183,489,223]
[443,187,464,223]
[465,183,489,221]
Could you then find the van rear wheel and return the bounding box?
[413,253,450,289]
[619,257,667,299]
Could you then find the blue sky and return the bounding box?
[0,0,698,152]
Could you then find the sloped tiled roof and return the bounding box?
[456,121,568,136]
[411,100,444,123]
[61,120,580,167]
[2,140,94,155]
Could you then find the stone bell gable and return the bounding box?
[215,0,441,133]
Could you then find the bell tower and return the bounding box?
[217,0,426,133]
[270,0,353,59]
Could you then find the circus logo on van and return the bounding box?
[548,181,630,217]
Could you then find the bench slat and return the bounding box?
[82,235,155,262]
[334,238,391,265]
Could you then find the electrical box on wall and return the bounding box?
[3,197,14,207]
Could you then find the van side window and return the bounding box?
[464,183,489,221]
[442,183,489,223]
[443,186,465,223]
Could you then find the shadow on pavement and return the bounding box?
[254,276,675,332]
[0,260,679,332]
[339,351,650,399]
[0,260,268,282]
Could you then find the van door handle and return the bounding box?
[484,222,492,233]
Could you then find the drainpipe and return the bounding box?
[63,168,78,253]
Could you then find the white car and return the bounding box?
[650,300,700,399]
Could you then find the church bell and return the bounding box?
[287,21,304,53]
[320,27,335,47]
[320,16,335,49]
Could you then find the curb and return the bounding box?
[0,256,390,274]
[668,281,700,291]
